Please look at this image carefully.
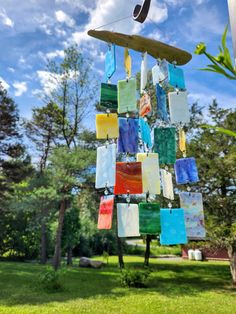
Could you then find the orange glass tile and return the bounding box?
[114,162,143,195]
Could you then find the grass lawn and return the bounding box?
[0,256,235,314]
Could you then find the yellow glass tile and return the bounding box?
[96,114,119,139]
[136,153,160,195]
[179,128,186,153]
[124,48,132,78]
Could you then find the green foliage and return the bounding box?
[120,268,151,288]
[201,124,236,138]
[39,267,65,292]
[195,25,236,80]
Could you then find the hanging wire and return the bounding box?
[94,15,133,30]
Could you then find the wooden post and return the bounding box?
[144,235,151,266]
[228,0,236,62]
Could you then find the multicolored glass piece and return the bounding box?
[174,157,199,184]
[139,93,151,117]
[154,127,176,165]
[139,118,152,148]
[168,91,190,125]
[179,192,206,239]
[160,208,188,245]
[97,195,114,230]
[117,203,140,237]
[95,144,116,189]
[137,153,160,195]
[105,44,116,81]
[114,162,143,195]
[118,118,139,153]
[118,78,137,113]
[100,83,118,110]
[139,202,161,234]
[96,113,119,139]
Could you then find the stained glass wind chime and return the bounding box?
[89,4,206,256]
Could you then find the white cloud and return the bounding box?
[39,49,65,62]
[0,77,10,90]
[7,67,15,73]
[37,70,60,95]
[55,10,75,27]
[0,9,14,28]
[13,81,28,97]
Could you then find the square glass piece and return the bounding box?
[139,202,161,234]
[117,203,140,237]
[100,83,118,110]
[96,114,119,139]
[174,157,199,184]
[168,91,190,125]
[114,162,143,195]
[160,208,188,245]
[160,169,174,200]
[95,144,116,189]
[152,60,168,86]
[97,195,114,230]
[167,63,185,89]
[154,127,176,165]
[118,118,139,153]
[118,78,137,113]
[137,153,160,195]
[179,192,206,239]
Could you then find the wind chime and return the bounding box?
[89,2,206,251]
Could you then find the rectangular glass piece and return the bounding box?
[152,60,168,86]
[137,153,160,195]
[179,192,206,239]
[100,83,118,110]
[167,64,185,89]
[154,127,176,165]
[160,169,174,200]
[118,78,137,114]
[139,118,152,149]
[117,203,140,237]
[114,162,143,195]
[160,208,188,245]
[118,118,139,153]
[95,144,116,189]
[139,93,151,117]
[168,91,190,125]
[105,44,116,81]
[156,84,168,122]
[174,157,199,184]
[139,202,161,234]
[97,195,114,230]
[96,113,119,139]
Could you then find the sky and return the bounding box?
[0,0,235,126]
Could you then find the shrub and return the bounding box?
[39,267,65,292]
[120,268,151,288]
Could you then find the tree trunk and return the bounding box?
[67,246,73,266]
[228,245,236,285]
[40,217,47,264]
[52,198,66,271]
[117,236,124,269]
[144,235,151,267]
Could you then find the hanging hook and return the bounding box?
[133,0,151,23]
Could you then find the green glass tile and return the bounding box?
[154,127,176,165]
[139,202,161,234]
[100,83,118,110]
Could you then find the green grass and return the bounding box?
[0,256,235,314]
[126,243,182,256]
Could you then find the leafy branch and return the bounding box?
[195,25,236,80]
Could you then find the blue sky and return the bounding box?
[0,0,235,126]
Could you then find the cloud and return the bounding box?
[37,70,60,95]
[13,81,28,97]
[55,10,75,27]
[0,77,10,90]
[0,9,14,27]
[39,49,65,62]
[7,67,15,73]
